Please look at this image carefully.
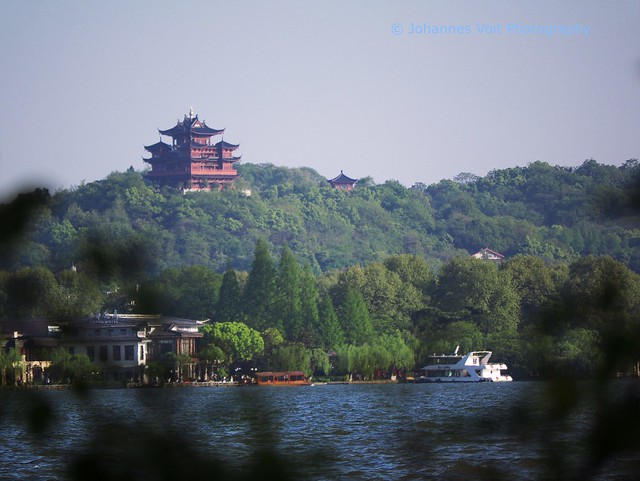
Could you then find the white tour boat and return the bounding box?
[416,346,513,382]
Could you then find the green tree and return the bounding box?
[55,269,104,318]
[215,266,242,323]
[333,344,358,380]
[201,321,265,365]
[299,264,320,346]
[562,256,640,333]
[338,287,374,345]
[552,328,600,376]
[383,254,434,298]
[317,296,345,349]
[198,344,227,381]
[50,348,92,383]
[435,257,520,335]
[377,331,416,375]
[166,352,193,382]
[270,343,322,377]
[136,266,220,319]
[243,239,275,330]
[0,347,23,386]
[503,256,568,327]
[274,245,303,340]
[4,267,60,318]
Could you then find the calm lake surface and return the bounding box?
[1,381,638,480]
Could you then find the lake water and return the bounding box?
[1,381,638,480]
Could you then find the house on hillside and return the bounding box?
[471,247,505,263]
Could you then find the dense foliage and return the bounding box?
[1,159,640,379]
[2,159,639,275]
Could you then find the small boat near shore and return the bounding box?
[415,347,512,382]
[254,371,312,386]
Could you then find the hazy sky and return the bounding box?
[1,1,638,199]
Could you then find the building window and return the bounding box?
[120,328,127,336]
[87,346,95,362]
[94,329,101,336]
[113,345,121,361]
[99,346,108,362]
[125,345,134,361]
[139,345,144,361]
[159,340,174,356]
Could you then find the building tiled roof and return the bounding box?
[329,171,358,184]
[471,247,505,259]
[143,141,173,153]
[214,140,240,149]
[158,113,224,138]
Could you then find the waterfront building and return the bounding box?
[143,108,241,191]
[328,171,358,190]
[1,314,207,384]
[1,319,57,384]
[58,315,151,383]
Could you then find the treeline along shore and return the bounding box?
[1,159,640,385]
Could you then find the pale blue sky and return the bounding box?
[1,1,638,199]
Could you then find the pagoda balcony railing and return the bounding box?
[192,171,237,176]
[191,167,237,175]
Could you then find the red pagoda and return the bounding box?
[328,171,358,191]
[143,108,241,191]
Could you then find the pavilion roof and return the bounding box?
[329,171,358,184]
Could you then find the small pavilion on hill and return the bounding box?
[143,108,241,191]
[328,171,358,191]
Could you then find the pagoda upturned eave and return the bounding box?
[158,123,225,138]
[143,140,172,153]
[214,140,240,149]
[191,126,225,136]
[329,171,358,183]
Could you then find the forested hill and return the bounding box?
[1,158,640,277]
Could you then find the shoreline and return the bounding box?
[1,379,404,390]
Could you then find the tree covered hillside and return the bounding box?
[1,158,639,277]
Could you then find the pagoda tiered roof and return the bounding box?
[158,114,224,138]
[214,140,240,149]
[143,140,173,153]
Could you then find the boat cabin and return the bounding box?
[255,371,310,385]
